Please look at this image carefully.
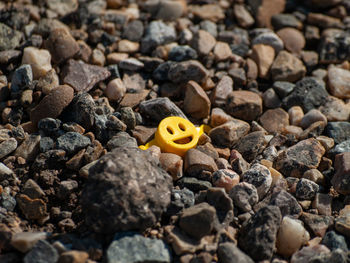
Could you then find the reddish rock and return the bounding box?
[277,27,305,54]
[210,76,233,107]
[259,108,289,133]
[251,44,275,78]
[251,0,286,28]
[183,81,211,119]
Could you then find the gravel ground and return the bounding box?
[0,0,350,262]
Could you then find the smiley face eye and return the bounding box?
[166,127,174,134]
[178,123,186,131]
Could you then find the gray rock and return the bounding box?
[0,163,13,177]
[0,138,17,159]
[81,147,172,233]
[271,14,302,30]
[119,58,144,71]
[38,118,61,137]
[269,190,302,218]
[177,177,212,192]
[233,131,267,162]
[107,233,171,263]
[120,107,136,130]
[325,122,350,144]
[295,178,319,200]
[242,163,272,199]
[321,231,348,251]
[139,97,187,122]
[168,45,198,62]
[123,20,144,42]
[11,64,32,96]
[106,132,138,150]
[39,137,55,152]
[153,61,175,82]
[168,60,208,84]
[332,152,350,195]
[239,206,282,261]
[218,242,254,263]
[1,188,16,211]
[319,32,350,64]
[229,182,259,212]
[166,188,195,216]
[329,139,350,156]
[273,81,295,98]
[141,21,176,53]
[56,132,91,154]
[23,240,58,263]
[0,23,22,51]
[200,20,217,37]
[251,32,284,53]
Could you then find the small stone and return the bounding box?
[209,119,250,148]
[159,153,183,180]
[11,65,33,96]
[312,193,332,216]
[271,14,303,30]
[276,217,310,257]
[319,32,350,64]
[325,122,350,144]
[183,81,210,119]
[91,48,105,66]
[119,58,144,71]
[141,20,176,53]
[327,67,350,99]
[190,30,216,56]
[259,108,289,133]
[335,205,350,238]
[123,20,144,42]
[61,59,111,93]
[263,88,281,108]
[213,42,232,61]
[273,81,295,98]
[179,202,216,240]
[242,163,272,199]
[57,250,89,263]
[271,51,306,82]
[105,78,126,102]
[303,169,325,185]
[168,45,198,62]
[290,245,330,263]
[22,47,52,79]
[23,240,58,263]
[288,106,304,126]
[36,69,59,95]
[0,23,22,51]
[246,58,258,81]
[307,13,343,29]
[15,134,41,161]
[233,4,254,28]
[296,178,319,200]
[155,0,184,21]
[251,32,284,53]
[228,68,246,86]
[330,139,350,156]
[184,148,217,178]
[16,194,48,221]
[120,90,149,108]
[212,169,240,192]
[23,179,45,199]
[316,136,334,152]
[249,0,285,28]
[319,96,350,122]
[177,177,212,192]
[139,97,187,122]
[274,138,325,178]
[226,90,263,121]
[0,138,17,159]
[251,44,275,78]
[210,107,233,127]
[217,242,254,263]
[269,190,302,218]
[118,40,139,54]
[233,131,268,162]
[57,132,91,155]
[11,232,47,254]
[239,205,282,261]
[301,212,334,237]
[168,60,208,85]
[210,76,233,107]
[30,85,74,125]
[0,162,13,177]
[57,180,78,199]
[45,28,79,64]
[229,182,259,212]
[332,152,350,195]
[166,188,195,216]
[300,109,327,129]
[277,28,305,54]
[190,4,225,22]
[321,231,348,251]
[107,132,137,150]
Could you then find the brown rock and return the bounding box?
[277,28,305,54]
[300,109,327,129]
[307,13,343,29]
[132,126,156,145]
[332,152,350,195]
[61,59,111,93]
[259,108,289,133]
[312,193,332,216]
[251,44,275,79]
[246,58,258,80]
[14,134,41,161]
[190,4,225,22]
[319,96,350,121]
[105,78,126,102]
[328,67,350,99]
[159,153,183,180]
[335,205,350,238]
[120,90,149,108]
[183,81,211,119]
[271,51,306,82]
[226,90,263,121]
[184,148,218,177]
[213,42,232,61]
[300,212,334,237]
[190,30,216,56]
[288,106,304,126]
[252,0,286,28]
[16,194,48,221]
[210,76,233,107]
[30,85,74,125]
[155,0,185,21]
[58,250,89,263]
[210,108,234,127]
[274,138,325,178]
[45,28,79,64]
[233,4,254,28]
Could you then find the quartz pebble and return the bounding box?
[22,47,52,79]
[105,78,126,102]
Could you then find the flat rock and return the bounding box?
[81,147,172,233]
[271,51,306,82]
[183,81,210,119]
[274,138,325,178]
[226,90,262,121]
[16,194,48,221]
[319,96,350,122]
[56,132,91,155]
[210,76,233,107]
[14,134,41,161]
[184,148,218,178]
[269,189,302,218]
[335,206,350,238]
[190,4,225,22]
[61,59,111,92]
[259,108,289,133]
[10,232,47,253]
[107,233,171,263]
[168,60,208,85]
[30,85,74,125]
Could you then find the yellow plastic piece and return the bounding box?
[139,116,211,157]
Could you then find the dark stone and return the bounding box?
[168,60,208,84]
[229,182,258,212]
[166,188,195,216]
[177,177,212,192]
[319,32,350,64]
[282,77,329,112]
[332,152,350,195]
[329,139,350,156]
[11,64,32,97]
[56,132,91,154]
[107,64,120,79]
[39,137,55,152]
[81,147,172,233]
[301,212,334,237]
[271,14,302,30]
[269,190,302,218]
[141,21,176,53]
[238,205,282,261]
[38,118,61,137]
[153,61,175,82]
[325,122,350,144]
[295,178,319,200]
[168,45,198,62]
[23,240,58,263]
[233,131,267,162]
[321,231,348,251]
[273,81,295,98]
[123,20,144,42]
[106,132,137,150]
[217,242,254,263]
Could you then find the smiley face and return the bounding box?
[155,116,200,157]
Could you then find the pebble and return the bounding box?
[190,4,225,22]
[271,14,303,30]
[217,242,254,263]
[106,132,137,150]
[251,32,284,53]
[61,59,111,93]
[275,138,325,178]
[190,30,216,56]
[209,119,250,148]
[271,51,306,82]
[141,20,176,53]
[118,40,139,53]
[56,132,91,155]
[16,194,48,221]
[0,138,17,159]
[300,109,327,129]
[303,169,325,185]
[168,45,197,62]
[288,106,304,126]
[11,232,47,253]
[123,20,144,42]
[226,90,263,121]
[329,139,350,156]
[229,182,259,212]
[239,205,282,261]
[233,4,254,28]
[251,44,275,78]
[282,77,329,112]
[262,88,281,108]
[213,42,232,61]
[210,107,233,127]
[301,212,334,237]
[321,231,348,251]
[15,134,41,161]
[179,202,216,239]
[81,147,172,233]
[119,58,144,71]
[0,162,13,176]
[290,245,330,263]
[22,47,52,79]
[45,28,79,64]
[259,108,289,133]
[11,64,33,96]
[212,169,240,192]
[296,178,319,200]
[168,60,208,84]
[325,121,350,144]
[319,96,350,122]
[335,205,350,238]
[312,193,332,216]
[166,188,194,216]
[210,76,233,107]
[22,240,58,263]
[269,189,302,218]
[273,81,295,98]
[276,217,310,257]
[183,80,210,119]
[242,163,272,199]
[327,67,350,99]
[57,250,89,263]
[23,179,45,199]
[105,78,126,102]
[184,148,217,178]
[177,177,212,192]
[332,152,350,195]
[233,131,268,162]
[0,23,22,51]
[319,32,350,64]
[277,28,305,54]
[36,69,59,95]
[30,85,74,125]
[159,153,183,180]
